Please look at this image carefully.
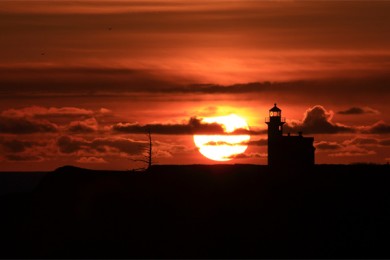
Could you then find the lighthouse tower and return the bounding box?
[265,103,315,168]
[265,103,285,166]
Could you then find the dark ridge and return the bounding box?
[0,164,389,258]
[54,165,92,173]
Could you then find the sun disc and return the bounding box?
[193,114,250,161]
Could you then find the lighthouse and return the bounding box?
[265,103,315,167]
[266,103,286,166]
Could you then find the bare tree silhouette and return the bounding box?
[145,128,152,169]
[130,128,153,171]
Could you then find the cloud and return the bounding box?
[113,117,225,135]
[247,139,268,146]
[91,138,146,155]
[5,154,44,162]
[315,141,343,150]
[0,67,186,98]
[1,139,40,153]
[153,141,192,158]
[338,107,379,115]
[76,157,107,164]
[57,136,84,154]
[0,137,52,162]
[284,105,354,134]
[361,121,390,134]
[226,152,267,159]
[315,136,390,158]
[0,116,58,134]
[380,139,390,146]
[312,136,389,159]
[57,135,146,156]
[343,137,390,146]
[317,138,380,157]
[2,106,93,119]
[343,137,377,146]
[98,108,112,115]
[329,145,376,157]
[1,66,390,102]
[232,128,265,135]
[0,106,116,135]
[207,139,267,146]
[195,106,219,117]
[204,141,238,146]
[1,106,115,126]
[67,118,98,133]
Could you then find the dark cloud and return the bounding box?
[0,116,58,134]
[67,118,98,133]
[1,139,39,153]
[91,138,145,155]
[76,157,107,164]
[338,107,364,115]
[313,137,390,158]
[5,154,44,162]
[0,67,185,98]
[1,74,389,100]
[315,141,343,150]
[0,107,109,134]
[344,137,379,146]
[204,141,236,146]
[362,121,390,134]
[2,106,93,118]
[191,138,267,147]
[178,82,275,94]
[316,137,390,158]
[338,107,379,115]
[113,117,225,135]
[344,137,390,146]
[209,139,267,146]
[0,137,49,162]
[247,139,268,146]
[285,105,354,134]
[57,136,145,155]
[67,123,96,133]
[231,128,265,135]
[57,136,83,154]
[380,139,390,146]
[227,153,267,159]
[329,146,376,157]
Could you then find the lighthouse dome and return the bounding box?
[269,103,281,112]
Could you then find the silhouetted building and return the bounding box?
[266,104,315,167]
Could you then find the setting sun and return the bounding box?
[193,114,250,161]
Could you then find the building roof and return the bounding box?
[281,135,314,141]
[269,103,281,112]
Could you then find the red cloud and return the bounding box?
[76,157,107,164]
[285,105,354,134]
[112,117,225,135]
[0,116,58,134]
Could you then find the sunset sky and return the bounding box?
[0,0,389,171]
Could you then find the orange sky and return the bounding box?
[0,1,389,170]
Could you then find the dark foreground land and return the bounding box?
[1,164,390,258]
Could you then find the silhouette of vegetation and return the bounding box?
[130,128,154,171]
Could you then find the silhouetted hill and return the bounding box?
[54,165,91,173]
[0,164,389,258]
